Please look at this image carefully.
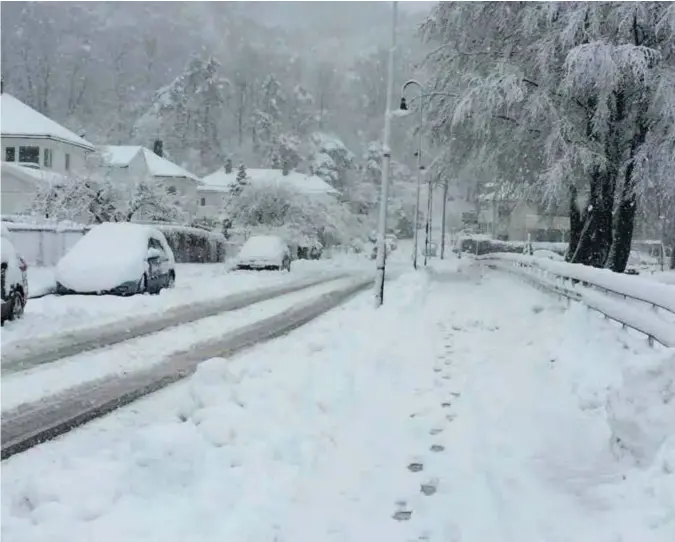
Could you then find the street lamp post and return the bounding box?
[396,89,458,267]
[398,80,424,270]
[374,0,397,308]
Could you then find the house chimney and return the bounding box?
[153,139,163,157]
[225,157,233,174]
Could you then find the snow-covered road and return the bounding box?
[2,258,672,542]
[2,261,356,346]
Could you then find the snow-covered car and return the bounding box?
[1,224,29,325]
[236,235,292,271]
[55,223,176,296]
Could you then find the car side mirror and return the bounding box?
[147,248,161,261]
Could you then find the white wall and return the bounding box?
[2,136,88,174]
[4,225,88,267]
[103,151,148,184]
[155,176,200,218]
[0,172,39,215]
[196,188,227,220]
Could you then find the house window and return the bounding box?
[167,186,177,195]
[4,147,16,162]
[200,197,206,206]
[65,153,71,171]
[19,146,40,164]
[43,148,53,168]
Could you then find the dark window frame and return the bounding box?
[18,146,40,164]
[5,147,16,162]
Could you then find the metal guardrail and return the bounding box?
[477,254,675,348]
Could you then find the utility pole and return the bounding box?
[374,0,397,307]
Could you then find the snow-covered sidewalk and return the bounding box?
[2,259,673,542]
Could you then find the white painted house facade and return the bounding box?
[197,167,339,220]
[1,92,95,216]
[1,92,94,174]
[100,145,202,219]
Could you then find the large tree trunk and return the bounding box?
[606,104,647,273]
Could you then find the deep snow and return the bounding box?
[2,258,672,542]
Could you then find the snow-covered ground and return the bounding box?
[2,256,386,346]
[3,257,673,542]
[1,275,369,412]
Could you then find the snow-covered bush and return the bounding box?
[227,182,357,248]
[153,224,227,263]
[30,157,188,226]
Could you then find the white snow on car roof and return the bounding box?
[0,93,95,150]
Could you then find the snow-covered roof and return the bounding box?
[0,93,95,151]
[100,146,201,182]
[200,168,339,196]
[1,161,68,187]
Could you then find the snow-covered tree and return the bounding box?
[134,56,230,172]
[422,2,675,272]
[227,183,357,247]
[31,157,187,224]
[309,132,356,192]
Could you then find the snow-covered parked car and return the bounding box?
[55,223,176,296]
[1,224,28,324]
[236,235,292,271]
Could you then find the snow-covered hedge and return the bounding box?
[151,224,227,263]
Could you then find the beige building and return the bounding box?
[478,191,569,242]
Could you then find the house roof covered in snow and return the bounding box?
[1,161,68,187]
[100,146,201,182]
[199,168,339,196]
[0,93,95,151]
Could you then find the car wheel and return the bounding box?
[8,291,24,321]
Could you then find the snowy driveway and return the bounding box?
[3,258,671,542]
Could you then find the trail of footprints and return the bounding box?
[391,322,460,541]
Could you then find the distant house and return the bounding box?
[477,188,570,242]
[1,91,95,175]
[197,166,339,220]
[100,144,202,219]
[1,91,95,216]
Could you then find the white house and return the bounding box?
[100,145,202,219]
[0,162,69,216]
[1,92,95,175]
[197,167,339,220]
[1,91,96,216]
